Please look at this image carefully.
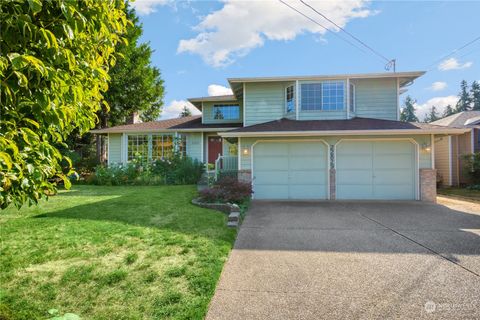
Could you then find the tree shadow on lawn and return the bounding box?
[32,185,236,243]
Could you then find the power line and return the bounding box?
[277,0,371,57]
[298,0,395,70]
[425,35,480,70]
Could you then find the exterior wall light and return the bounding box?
[421,143,431,152]
[242,147,249,155]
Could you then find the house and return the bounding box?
[92,71,469,202]
[432,111,480,186]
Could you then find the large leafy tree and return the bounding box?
[0,0,127,208]
[99,6,165,127]
[471,80,480,110]
[400,96,419,122]
[456,80,471,112]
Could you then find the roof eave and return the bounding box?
[219,128,469,137]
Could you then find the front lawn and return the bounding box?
[0,185,236,320]
[438,187,480,202]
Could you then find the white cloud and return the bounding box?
[178,0,375,67]
[160,100,201,119]
[414,95,458,121]
[130,0,169,15]
[208,84,233,96]
[438,58,473,71]
[428,81,447,91]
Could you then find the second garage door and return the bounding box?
[336,140,416,200]
[253,142,328,199]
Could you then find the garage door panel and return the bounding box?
[373,185,414,200]
[337,185,373,199]
[337,155,372,169]
[290,171,326,185]
[373,154,414,169]
[337,170,373,185]
[336,140,416,200]
[290,185,328,199]
[255,156,289,171]
[254,171,289,185]
[254,185,289,199]
[374,169,414,185]
[290,156,326,170]
[253,142,328,199]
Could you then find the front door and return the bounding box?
[208,136,223,164]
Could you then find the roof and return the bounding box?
[431,111,480,127]
[90,115,243,134]
[188,95,237,109]
[220,117,469,137]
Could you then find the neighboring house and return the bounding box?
[92,71,468,202]
[432,111,480,186]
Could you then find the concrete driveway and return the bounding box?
[207,198,480,319]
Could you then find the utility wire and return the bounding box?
[425,35,480,70]
[299,0,392,65]
[278,0,370,57]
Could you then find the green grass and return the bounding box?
[0,185,236,320]
[438,187,480,202]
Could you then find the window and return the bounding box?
[285,85,295,113]
[213,104,240,120]
[128,134,177,161]
[349,83,355,112]
[300,81,345,111]
[152,135,173,160]
[127,135,148,161]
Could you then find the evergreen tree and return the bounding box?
[424,106,439,123]
[400,96,419,122]
[455,80,471,112]
[442,104,455,117]
[179,106,192,118]
[471,81,480,110]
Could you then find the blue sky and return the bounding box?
[131,0,480,120]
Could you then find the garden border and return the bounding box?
[191,198,240,228]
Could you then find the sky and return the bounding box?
[130,0,480,121]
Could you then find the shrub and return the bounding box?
[89,155,204,186]
[198,176,252,204]
[463,153,480,184]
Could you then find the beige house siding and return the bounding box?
[434,136,451,186]
[451,136,459,185]
[458,132,472,184]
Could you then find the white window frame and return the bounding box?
[126,133,175,162]
[300,80,346,111]
[285,84,295,113]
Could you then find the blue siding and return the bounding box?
[353,78,398,120]
[108,133,122,164]
[186,133,202,162]
[244,82,286,126]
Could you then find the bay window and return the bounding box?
[285,85,295,113]
[349,83,355,112]
[127,134,179,161]
[300,81,345,111]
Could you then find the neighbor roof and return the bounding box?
[220,117,468,137]
[431,111,480,127]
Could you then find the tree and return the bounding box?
[0,1,127,208]
[471,81,480,110]
[179,106,192,118]
[400,96,419,122]
[99,7,165,128]
[424,106,439,123]
[442,104,455,117]
[456,80,471,112]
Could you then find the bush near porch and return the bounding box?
[0,185,235,320]
[198,176,252,205]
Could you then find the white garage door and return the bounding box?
[336,140,416,200]
[253,142,328,199]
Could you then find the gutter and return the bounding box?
[91,127,240,134]
[219,128,470,138]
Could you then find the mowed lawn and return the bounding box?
[0,185,236,320]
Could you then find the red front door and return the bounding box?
[208,136,223,164]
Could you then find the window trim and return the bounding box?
[213,104,240,120]
[349,82,355,112]
[127,133,177,162]
[300,80,346,112]
[285,84,295,113]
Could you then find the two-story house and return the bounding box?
[92,71,468,202]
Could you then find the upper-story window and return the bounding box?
[349,83,355,112]
[301,81,345,111]
[285,85,295,113]
[213,104,240,120]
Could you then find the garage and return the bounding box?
[252,141,328,199]
[336,140,417,200]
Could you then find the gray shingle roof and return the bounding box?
[431,111,480,127]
